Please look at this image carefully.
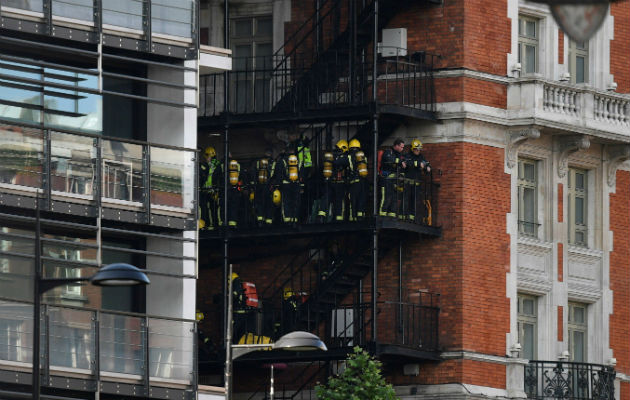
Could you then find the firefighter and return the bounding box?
[346,139,368,221]
[272,148,301,224]
[199,146,222,229]
[230,272,248,343]
[252,149,274,225]
[317,150,335,222]
[331,139,349,221]
[379,138,406,217]
[404,139,431,221]
[223,156,241,227]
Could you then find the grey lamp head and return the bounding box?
[273,331,327,352]
[90,263,150,287]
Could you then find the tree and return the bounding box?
[315,346,399,400]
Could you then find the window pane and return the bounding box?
[523,163,535,181]
[103,0,144,31]
[522,298,535,315]
[257,18,273,36]
[575,231,584,244]
[234,20,252,37]
[525,45,536,73]
[576,56,585,83]
[575,197,584,224]
[525,20,536,38]
[573,306,585,324]
[518,43,522,64]
[234,45,252,70]
[523,187,536,223]
[52,0,93,22]
[572,331,585,362]
[523,323,535,359]
[152,0,193,38]
[575,172,585,189]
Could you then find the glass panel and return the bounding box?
[152,0,193,38]
[576,41,587,50]
[576,56,585,83]
[522,298,535,315]
[101,140,144,203]
[0,61,42,125]
[234,45,252,70]
[50,132,95,197]
[48,307,95,371]
[0,301,33,363]
[103,0,144,31]
[575,172,585,189]
[44,71,102,134]
[52,0,93,22]
[522,323,535,359]
[525,20,536,38]
[234,19,252,37]
[575,231,584,244]
[100,313,146,375]
[572,330,585,362]
[150,147,194,211]
[0,125,43,188]
[257,18,273,37]
[525,45,536,74]
[149,319,194,382]
[523,163,535,182]
[523,187,536,226]
[3,0,44,12]
[517,43,522,64]
[573,306,585,324]
[575,197,584,224]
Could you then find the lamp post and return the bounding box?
[32,199,150,400]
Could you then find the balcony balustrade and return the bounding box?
[524,360,615,400]
[508,78,630,139]
[0,122,197,220]
[0,299,196,391]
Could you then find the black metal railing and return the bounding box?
[198,52,436,118]
[524,360,616,400]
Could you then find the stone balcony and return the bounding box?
[508,77,630,142]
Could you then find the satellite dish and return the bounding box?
[549,3,609,42]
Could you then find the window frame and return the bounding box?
[568,168,588,246]
[518,15,539,75]
[569,40,589,84]
[517,294,538,360]
[518,158,539,237]
[568,302,587,362]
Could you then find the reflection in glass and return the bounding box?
[0,125,43,188]
[48,307,94,370]
[101,140,144,203]
[103,0,144,31]
[151,0,193,38]
[149,319,194,381]
[0,301,33,363]
[52,0,93,22]
[2,0,43,12]
[150,147,194,210]
[100,314,145,375]
[51,132,95,197]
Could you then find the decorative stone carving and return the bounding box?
[556,135,590,178]
[605,144,630,187]
[506,128,541,168]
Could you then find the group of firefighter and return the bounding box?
[198,136,432,229]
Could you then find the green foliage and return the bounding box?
[315,346,399,400]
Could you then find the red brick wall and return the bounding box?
[609,170,630,376]
[558,30,564,64]
[557,306,563,342]
[558,183,563,223]
[558,243,563,282]
[611,1,630,93]
[435,77,508,109]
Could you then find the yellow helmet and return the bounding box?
[249,191,255,202]
[272,189,281,206]
[411,139,423,150]
[349,139,361,149]
[199,219,206,229]
[231,272,239,281]
[336,139,349,153]
[204,146,216,158]
[196,310,205,322]
[283,287,294,300]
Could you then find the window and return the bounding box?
[569,40,589,84]
[518,294,537,360]
[230,16,273,113]
[518,159,538,237]
[568,168,587,246]
[518,16,539,74]
[568,303,587,362]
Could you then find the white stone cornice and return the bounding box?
[506,128,541,168]
[605,144,630,187]
[556,135,591,178]
[441,351,510,365]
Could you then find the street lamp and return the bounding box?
[228,331,327,400]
